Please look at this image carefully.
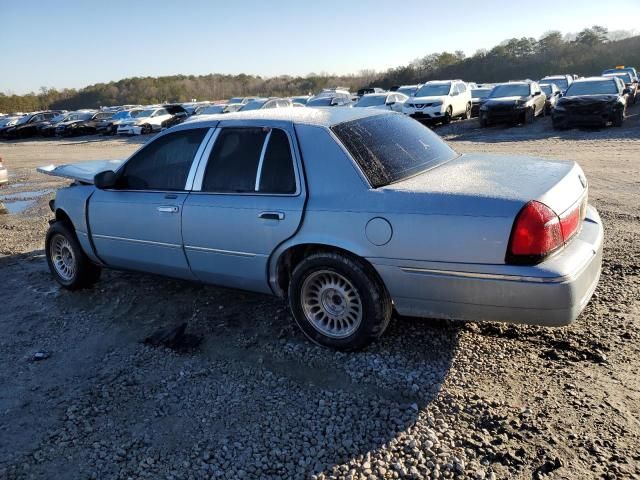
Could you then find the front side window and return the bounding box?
[202,127,296,194]
[331,114,458,188]
[117,128,207,190]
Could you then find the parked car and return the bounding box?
[237,98,293,111]
[116,107,176,135]
[402,80,472,124]
[603,72,638,104]
[39,109,603,350]
[539,75,573,94]
[306,90,352,107]
[194,104,228,115]
[56,111,113,137]
[354,92,408,112]
[291,96,311,105]
[1,111,60,139]
[552,76,629,129]
[97,109,143,135]
[160,104,190,129]
[539,83,562,114]
[40,109,603,350]
[0,115,23,136]
[470,87,493,117]
[395,85,420,97]
[228,97,257,105]
[38,113,70,137]
[0,156,7,186]
[479,81,546,127]
[356,87,385,97]
[602,66,638,81]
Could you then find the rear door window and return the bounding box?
[258,129,296,194]
[202,128,268,193]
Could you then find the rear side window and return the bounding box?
[331,114,457,188]
[202,128,268,193]
[258,129,296,194]
[202,127,296,194]
[118,128,207,190]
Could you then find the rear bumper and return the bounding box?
[370,205,603,327]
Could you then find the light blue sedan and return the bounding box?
[40,108,603,350]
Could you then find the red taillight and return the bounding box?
[507,200,584,264]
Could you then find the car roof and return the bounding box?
[183,106,389,128]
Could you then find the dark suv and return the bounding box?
[479,82,546,127]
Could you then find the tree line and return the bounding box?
[1,26,638,113]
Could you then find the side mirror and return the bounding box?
[623,87,631,95]
[386,100,396,106]
[94,170,118,189]
[533,91,541,96]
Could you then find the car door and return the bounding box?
[182,122,306,293]
[88,127,212,279]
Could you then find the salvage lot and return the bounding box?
[0,110,639,479]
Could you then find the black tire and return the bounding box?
[288,252,392,350]
[442,106,453,125]
[463,102,471,120]
[45,221,101,290]
[612,108,625,127]
[523,107,535,124]
[142,124,152,134]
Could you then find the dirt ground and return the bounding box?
[0,109,639,480]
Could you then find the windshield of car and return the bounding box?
[565,80,618,96]
[397,87,417,97]
[543,77,568,90]
[238,100,267,111]
[306,97,334,107]
[603,68,636,77]
[0,117,17,127]
[605,73,632,83]
[228,97,243,104]
[540,85,554,95]
[489,84,530,97]
[355,95,387,107]
[16,115,32,125]
[201,105,225,114]
[112,111,130,120]
[331,114,458,188]
[135,109,155,118]
[414,83,451,97]
[471,88,491,99]
[52,114,66,122]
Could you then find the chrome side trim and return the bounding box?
[185,128,215,191]
[184,245,258,258]
[254,129,272,191]
[93,234,181,249]
[400,266,570,284]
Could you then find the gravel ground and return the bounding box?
[0,110,639,480]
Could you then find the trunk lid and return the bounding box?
[383,153,587,218]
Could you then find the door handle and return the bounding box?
[259,211,285,220]
[157,205,179,213]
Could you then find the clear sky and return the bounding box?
[1,0,638,94]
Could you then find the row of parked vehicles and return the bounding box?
[1,66,637,140]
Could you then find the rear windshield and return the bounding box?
[331,114,457,188]
[565,80,618,96]
[542,77,568,90]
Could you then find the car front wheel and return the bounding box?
[46,221,101,290]
[288,252,392,350]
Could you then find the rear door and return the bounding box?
[89,127,212,279]
[182,122,306,293]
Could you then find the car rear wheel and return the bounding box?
[288,252,392,350]
[142,124,152,134]
[46,221,101,290]
[442,106,453,124]
[463,102,471,120]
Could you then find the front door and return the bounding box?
[89,127,210,279]
[182,124,306,293]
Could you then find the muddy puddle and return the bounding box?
[0,189,53,215]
